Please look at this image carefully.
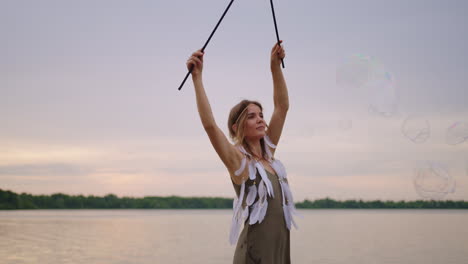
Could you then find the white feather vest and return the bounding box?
[229,135,299,245]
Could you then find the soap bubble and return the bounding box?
[337,118,353,131]
[337,54,399,117]
[401,116,430,144]
[366,71,398,117]
[446,121,468,145]
[413,161,456,200]
[336,54,375,89]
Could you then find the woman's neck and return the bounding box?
[245,137,263,160]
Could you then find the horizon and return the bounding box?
[1,0,467,202]
[2,188,468,203]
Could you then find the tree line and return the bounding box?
[1,189,467,209]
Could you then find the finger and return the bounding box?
[193,53,204,62]
[276,40,283,48]
[193,56,202,66]
[272,44,279,54]
[186,61,194,69]
[278,46,285,55]
[192,50,204,57]
[186,58,194,67]
[187,55,198,64]
[277,41,284,50]
[189,52,203,61]
[271,42,279,52]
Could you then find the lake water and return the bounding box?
[0,209,467,264]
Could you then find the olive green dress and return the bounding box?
[231,169,291,264]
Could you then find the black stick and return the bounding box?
[269,0,284,68]
[178,0,235,91]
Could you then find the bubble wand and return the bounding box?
[178,0,236,91]
[269,0,284,68]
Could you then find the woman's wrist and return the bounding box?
[270,63,281,72]
[192,73,203,81]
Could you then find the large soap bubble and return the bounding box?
[336,54,374,89]
[366,71,398,117]
[337,118,353,131]
[413,161,456,200]
[446,121,468,145]
[336,54,398,117]
[401,116,431,144]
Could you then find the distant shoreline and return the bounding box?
[1,189,467,210]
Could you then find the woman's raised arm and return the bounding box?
[187,50,246,184]
[266,41,289,154]
[187,50,215,129]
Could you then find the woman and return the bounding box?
[186,41,298,264]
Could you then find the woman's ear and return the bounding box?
[232,124,237,133]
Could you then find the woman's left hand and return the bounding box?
[270,40,285,67]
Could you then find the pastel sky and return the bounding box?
[1,0,467,201]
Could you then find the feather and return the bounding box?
[257,181,268,223]
[248,160,257,180]
[271,160,285,179]
[234,181,245,211]
[283,204,292,230]
[263,134,277,149]
[245,185,257,206]
[272,159,287,179]
[242,206,249,220]
[258,199,268,223]
[229,181,246,244]
[249,202,259,225]
[255,163,274,198]
[282,181,294,203]
[229,206,242,244]
[257,179,266,199]
[263,135,276,160]
[234,157,247,176]
[249,180,266,225]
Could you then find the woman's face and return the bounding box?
[243,104,266,140]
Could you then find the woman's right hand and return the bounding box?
[186,49,204,78]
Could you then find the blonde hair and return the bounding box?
[228,100,269,160]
